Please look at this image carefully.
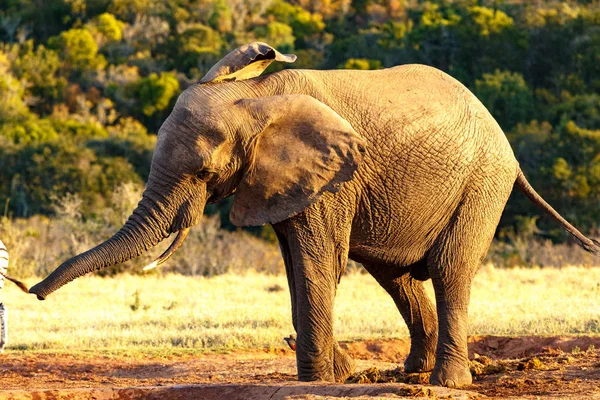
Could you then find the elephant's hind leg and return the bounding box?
[364,262,438,372]
[427,178,514,388]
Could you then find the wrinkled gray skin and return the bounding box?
[30,48,600,388]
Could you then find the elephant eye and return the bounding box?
[196,169,215,182]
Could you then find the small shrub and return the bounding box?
[130,289,141,311]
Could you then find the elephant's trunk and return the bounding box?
[29,197,171,300]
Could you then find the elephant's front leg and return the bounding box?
[273,209,355,383]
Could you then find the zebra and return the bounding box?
[0,240,29,351]
[0,240,8,351]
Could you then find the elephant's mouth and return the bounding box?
[142,227,191,271]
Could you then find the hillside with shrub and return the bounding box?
[0,0,599,274]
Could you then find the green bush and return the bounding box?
[339,58,382,70]
[0,117,59,144]
[267,0,325,44]
[128,72,179,116]
[254,21,295,50]
[93,13,124,43]
[475,70,534,130]
[11,41,66,114]
[0,51,29,122]
[48,28,106,73]
[0,0,600,253]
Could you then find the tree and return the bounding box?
[1,0,600,244]
[48,28,106,73]
[475,70,534,130]
[209,0,233,33]
[0,117,58,144]
[128,71,179,117]
[466,6,513,37]
[266,0,325,45]
[11,41,66,114]
[169,23,223,74]
[0,50,29,122]
[88,13,125,45]
[408,2,462,72]
[339,58,382,70]
[548,94,600,131]
[254,21,295,50]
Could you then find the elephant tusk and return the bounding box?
[142,227,191,271]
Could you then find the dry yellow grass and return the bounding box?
[3,265,599,355]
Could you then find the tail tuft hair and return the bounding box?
[1,273,29,294]
[582,238,600,255]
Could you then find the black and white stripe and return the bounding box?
[0,239,7,290]
[0,240,7,264]
[0,240,7,350]
[0,303,6,351]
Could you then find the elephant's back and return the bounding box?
[299,65,508,147]
[301,65,516,175]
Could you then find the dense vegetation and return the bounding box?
[0,0,599,273]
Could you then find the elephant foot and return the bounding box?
[404,334,437,373]
[429,361,472,388]
[296,343,353,383]
[296,350,335,383]
[404,352,435,373]
[297,363,335,382]
[333,343,355,383]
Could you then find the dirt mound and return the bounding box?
[0,335,599,399]
[340,338,411,362]
[468,335,600,359]
[338,335,600,363]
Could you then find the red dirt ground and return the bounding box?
[0,335,599,399]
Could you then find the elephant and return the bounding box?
[29,42,599,387]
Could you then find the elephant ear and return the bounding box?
[230,95,366,227]
[200,42,296,84]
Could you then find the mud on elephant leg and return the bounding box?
[364,262,438,373]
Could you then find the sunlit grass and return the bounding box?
[4,266,599,355]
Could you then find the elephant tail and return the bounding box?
[515,168,600,255]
